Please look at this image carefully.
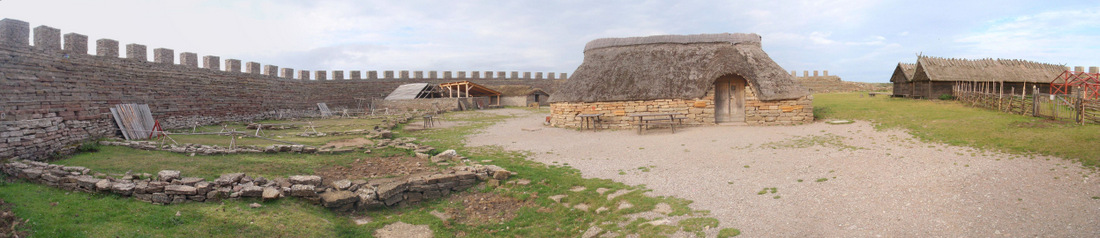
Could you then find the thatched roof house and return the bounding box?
[906,56,1064,98]
[551,33,808,103]
[890,63,916,97]
[549,33,813,128]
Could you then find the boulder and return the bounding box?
[177,177,204,186]
[430,149,459,163]
[320,191,358,212]
[331,179,353,191]
[290,184,317,197]
[240,185,263,197]
[215,173,246,186]
[112,182,135,196]
[262,187,281,201]
[157,170,181,182]
[289,175,322,186]
[95,179,113,191]
[165,185,198,195]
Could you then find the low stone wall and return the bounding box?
[550,86,813,129]
[1,159,512,212]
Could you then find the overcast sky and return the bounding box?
[2,0,1097,82]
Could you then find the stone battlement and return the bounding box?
[0,18,563,161]
[0,18,567,81]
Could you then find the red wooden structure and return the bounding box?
[1051,70,1100,99]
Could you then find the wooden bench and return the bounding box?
[576,113,603,131]
[628,113,684,134]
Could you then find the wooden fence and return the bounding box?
[954,82,1100,124]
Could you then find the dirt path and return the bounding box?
[467,109,1100,237]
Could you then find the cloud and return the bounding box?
[954,7,1100,66]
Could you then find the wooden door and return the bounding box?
[730,77,746,122]
[715,78,730,123]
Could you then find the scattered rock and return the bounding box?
[595,188,610,195]
[374,221,432,238]
[618,201,634,210]
[249,203,262,208]
[582,226,604,238]
[492,170,511,180]
[573,203,590,211]
[430,150,459,163]
[570,186,586,192]
[646,219,672,226]
[94,179,112,191]
[654,203,673,215]
[430,210,452,220]
[353,216,372,225]
[215,173,245,186]
[549,194,567,203]
[331,179,353,191]
[606,189,632,200]
[240,185,263,197]
[595,207,609,214]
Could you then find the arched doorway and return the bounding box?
[714,75,746,123]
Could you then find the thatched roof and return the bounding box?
[911,56,1065,83]
[488,85,547,97]
[890,63,916,83]
[550,33,808,103]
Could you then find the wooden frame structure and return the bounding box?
[439,81,502,105]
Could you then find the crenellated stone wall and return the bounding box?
[0,18,565,160]
[549,83,813,129]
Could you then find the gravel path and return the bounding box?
[467,109,1100,237]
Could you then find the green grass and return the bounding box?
[161,117,391,147]
[815,93,1100,167]
[3,107,735,237]
[718,227,742,237]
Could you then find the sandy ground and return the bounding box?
[467,109,1100,237]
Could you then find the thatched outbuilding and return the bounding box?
[549,33,813,128]
[490,85,549,107]
[907,56,1064,98]
[890,63,917,97]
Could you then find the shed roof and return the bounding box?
[384,83,441,100]
[439,81,502,97]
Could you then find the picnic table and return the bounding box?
[576,113,603,131]
[422,115,435,128]
[627,112,686,134]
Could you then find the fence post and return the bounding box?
[1078,87,1085,124]
[1032,86,1039,117]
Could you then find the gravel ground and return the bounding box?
[467,109,1100,237]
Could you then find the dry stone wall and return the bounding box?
[1,158,512,211]
[550,84,813,128]
[0,18,562,160]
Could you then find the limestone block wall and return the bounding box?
[0,18,565,160]
[550,84,813,128]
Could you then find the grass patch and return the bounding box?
[680,217,719,236]
[759,133,864,151]
[814,92,1100,167]
[718,227,742,237]
[4,108,734,237]
[815,178,828,182]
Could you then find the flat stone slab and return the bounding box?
[375,222,432,238]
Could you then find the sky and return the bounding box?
[1,0,1098,83]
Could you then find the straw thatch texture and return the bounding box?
[891,63,916,83]
[911,56,1065,83]
[551,33,808,103]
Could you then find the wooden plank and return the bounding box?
[109,108,130,140]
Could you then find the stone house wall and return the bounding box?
[549,83,813,129]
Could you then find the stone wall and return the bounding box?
[0,18,562,160]
[0,158,513,212]
[790,70,889,93]
[549,83,813,129]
